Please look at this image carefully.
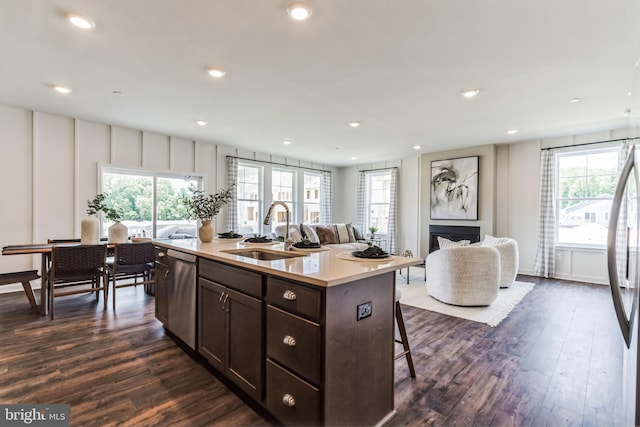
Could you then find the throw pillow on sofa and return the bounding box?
[437,236,471,249]
[315,225,338,245]
[333,223,352,243]
[300,224,320,243]
[481,235,510,247]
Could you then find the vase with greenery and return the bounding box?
[104,206,127,243]
[179,185,235,242]
[368,226,378,239]
[82,194,108,244]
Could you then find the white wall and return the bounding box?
[0,104,335,291]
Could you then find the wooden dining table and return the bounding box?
[2,242,115,316]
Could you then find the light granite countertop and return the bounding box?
[153,238,422,287]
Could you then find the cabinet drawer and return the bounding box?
[267,305,321,385]
[266,359,320,426]
[266,277,322,321]
[199,258,262,298]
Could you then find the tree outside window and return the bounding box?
[556,148,619,245]
[102,169,201,239]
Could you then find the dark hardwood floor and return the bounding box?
[0,273,630,426]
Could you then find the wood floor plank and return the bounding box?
[0,274,630,426]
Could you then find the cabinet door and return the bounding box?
[226,287,264,401]
[198,278,227,371]
[154,261,169,325]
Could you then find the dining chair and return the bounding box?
[48,244,108,319]
[106,242,155,309]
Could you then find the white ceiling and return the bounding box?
[1,0,639,167]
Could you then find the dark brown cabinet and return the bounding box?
[154,248,169,325]
[198,259,264,401]
[156,247,396,426]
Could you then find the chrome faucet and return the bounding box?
[263,201,293,250]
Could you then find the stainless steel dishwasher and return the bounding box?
[166,249,197,349]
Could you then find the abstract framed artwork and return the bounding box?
[430,155,479,220]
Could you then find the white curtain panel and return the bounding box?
[388,168,398,255]
[534,149,556,278]
[226,156,238,232]
[356,171,367,232]
[321,170,333,225]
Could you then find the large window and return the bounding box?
[556,148,620,246]
[304,172,321,224]
[271,169,295,227]
[102,168,201,239]
[231,160,331,235]
[236,164,262,235]
[367,171,392,234]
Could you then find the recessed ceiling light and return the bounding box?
[413,145,422,150]
[196,120,207,126]
[282,140,292,145]
[287,3,312,20]
[53,85,72,94]
[461,89,480,98]
[350,156,358,160]
[347,121,360,128]
[66,13,95,29]
[206,67,226,78]
[506,129,519,135]
[569,97,581,103]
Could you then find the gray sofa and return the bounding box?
[273,224,370,251]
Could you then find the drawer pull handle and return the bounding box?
[282,394,296,407]
[283,335,297,346]
[283,290,297,301]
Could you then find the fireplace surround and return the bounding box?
[429,225,481,253]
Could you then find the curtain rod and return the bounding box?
[227,155,331,173]
[541,137,640,151]
[359,166,398,173]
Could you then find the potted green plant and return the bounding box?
[368,226,378,239]
[180,185,235,242]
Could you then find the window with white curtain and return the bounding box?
[101,167,202,239]
[230,160,331,235]
[556,147,620,246]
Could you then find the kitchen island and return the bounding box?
[153,238,422,426]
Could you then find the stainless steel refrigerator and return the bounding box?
[607,144,640,426]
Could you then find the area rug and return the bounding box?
[397,275,534,327]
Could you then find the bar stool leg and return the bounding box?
[395,300,416,378]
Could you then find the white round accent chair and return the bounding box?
[425,245,500,306]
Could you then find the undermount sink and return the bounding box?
[222,248,306,261]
